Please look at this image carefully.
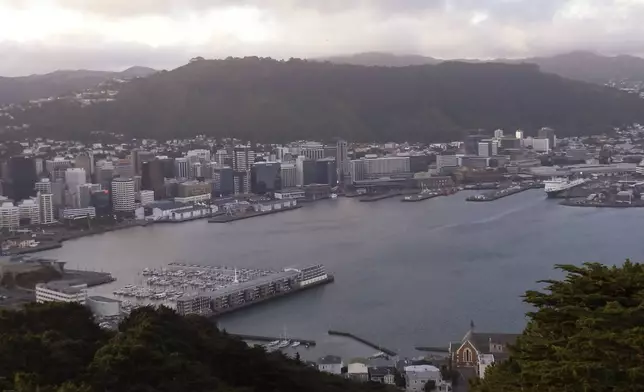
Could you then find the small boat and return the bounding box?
[276,340,291,349]
[267,340,280,347]
[291,341,301,348]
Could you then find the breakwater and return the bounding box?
[327,330,397,356]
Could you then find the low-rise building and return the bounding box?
[87,295,121,317]
[404,365,442,392]
[61,207,97,220]
[347,359,369,382]
[251,199,297,212]
[317,355,344,375]
[36,281,88,305]
[274,189,306,200]
[368,366,396,384]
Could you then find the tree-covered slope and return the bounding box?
[0,303,390,392]
[472,261,644,392]
[13,57,644,142]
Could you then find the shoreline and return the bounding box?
[560,200,644,208]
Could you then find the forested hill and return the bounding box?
[14,57,644,142]
[0,303,391,392]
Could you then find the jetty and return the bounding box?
[466,184,536,202]
[208,205,302,223]
[327,330,397,356]
[229,333,316,346]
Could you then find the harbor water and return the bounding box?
[38,190,644,359]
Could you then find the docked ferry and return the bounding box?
[544,177,589,198]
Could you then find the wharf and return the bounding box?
[211,275,334,316]
[208,205,302,223]
[153,213,222,224]
[63,269,116,287]
[560,200,644,208]
[466,185,535,202]
[360,191,412,202]
[401,193,441,202]
[229,333,316,346]
[327,330,397,357]
[5,242,62,255]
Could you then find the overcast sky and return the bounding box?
[1,0,644,76]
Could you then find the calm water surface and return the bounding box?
[39,190,644,358]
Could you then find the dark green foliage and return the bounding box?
[472,260,644,392]
[0,304,392,392]
[13,58,644,142]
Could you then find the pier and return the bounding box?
[466,184,536,202]
[208,205,302,223]
[359,191,403,202]
[401,193,441,202]
[327,330,397,356]
[229,333,316,346]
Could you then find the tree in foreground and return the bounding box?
[472,261,644,392]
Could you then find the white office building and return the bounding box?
[515,130,524,140]
[111,177,136,214]
[349,156,410,182]
[233,147,256,171]
[36,282,88,305]
[174,158,190,179]
[0,202,20,229]
[139,190,155,206]
[35,179,52,194]
[38,193,55,224]
[18,198,40,225]
[187,149,211,162]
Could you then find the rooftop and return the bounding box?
[89,295,120,303]
[37,281,87,295]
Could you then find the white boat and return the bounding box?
[544,177,589,198]
[330,193,338,199]
[276,340,291,349]
[267,340,280,347]
[291,341,301,348]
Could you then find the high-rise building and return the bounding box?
[336,140,349,182]
[95,161,115,190]
[131,149,154,176]
[515,130,524,140]
[35,158,44,177]
[45,158,72,180]
[233,171,248,195]
[233,147,256,171]
[111,178,135,215]
[213,166,234,196]
[251,162,281,194]
[90,190,111,217]
[65,168,87,208]
[9,156,37,202]
[494,129,504,139]
[141,159,166,200]
[192,162,203,178]
[74,153,92,181]
[280,163,297,188]
[315,158,337,186]
[38,192,55,225]
[0,201,20,229]
[174,158,190,179]
[51,179,65,213]
[300,142,325,161]
[187,149,211,162]
[35,179,52,195]
[114,159,134,179]
[78,183,101,208]
[538,127,556,149]
[18,198,40,225]
[348,156,411,183]
[215,150,230,166]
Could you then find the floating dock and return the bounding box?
[327,330,397,356]
[208,205,302,223]
[229,333,316,346]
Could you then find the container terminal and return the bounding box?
[176,264,333,316]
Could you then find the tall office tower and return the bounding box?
[142,159,166,200]
[18,198,40,225]
[38,192,55,225]
[158,156,175,178]
[111,178,135,215]
[131,149,154,176]
[251,162,281,194]
[78,184,101,208]
[494,129,504,139]
[174,158,190,179]
[213,166,234,196]
[280,163,297,188]
[95,161,115,190]
[315,158,337,186]
[35,179,53,195]
[187,149,211,163]
[233,147,256,171]
[9,156,37,202]
[192,162,203,178]
[233,171,248,195]
[0,201,20,230]
[538,127,556,148]
[90,190,111,217]
[74,153,92,181]
[35,158,44,177]
[336,139,349,183]
[515,130,524,140]
[114,159,134,178]
[51,179,65,213]
[64,168,87,208]
[202,162,214,180]
[215,150,230,166]
[45,158,72,180]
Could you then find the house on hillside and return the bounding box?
[449,324,520,379]
[347,358,369,382]
[317,355,343,375]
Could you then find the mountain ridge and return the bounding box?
[11,57,644,142]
